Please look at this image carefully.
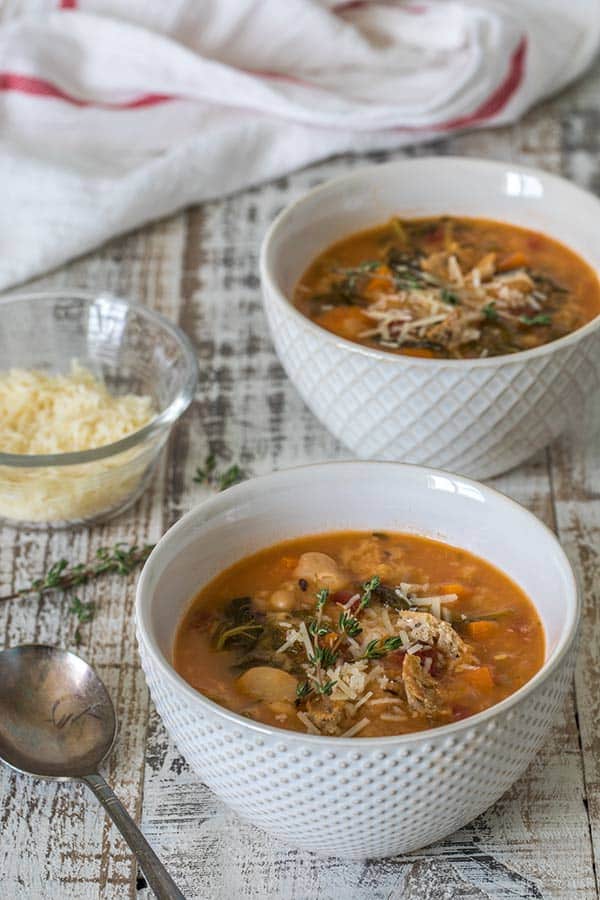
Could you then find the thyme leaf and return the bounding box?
[318,679,337,696]
[69,596,95,647]
[441,288,459,306]
[309,645,338,669]
[217,464,245,491]
[69,596,95,624]
[296,680,313,704]
[520,313,551,326]
[308,620,331,637]
[357,575,381,612]
[338,611,362,638]
[360,636,404,660]
[193,453,217,484]
[194,454,247,491]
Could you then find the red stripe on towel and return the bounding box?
[432,37,527,131]
[0,36,525,126]
[0,73,174,108]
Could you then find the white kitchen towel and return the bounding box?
[0,0,598,290]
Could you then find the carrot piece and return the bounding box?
[461,666,495,691]
[363,265,393,298]
[399,347,435,359]
[497,251,529,272]
[316,306,370,341]
[439,582,470,599]
[465,620,500,640]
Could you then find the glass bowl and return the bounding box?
[0,291,198,528]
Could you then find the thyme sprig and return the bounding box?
[357,575,381,612]
[296,576,385,707]
[194,454,246,491]
[0,543,154,604]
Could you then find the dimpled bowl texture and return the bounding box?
[0,292,197,527]
[260,157,600,479]
[136,462,578,859]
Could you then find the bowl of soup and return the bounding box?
[260,158,600,478]
[136,461,578,858]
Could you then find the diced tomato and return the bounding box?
[332,589,356,607]
[527,235,543,251]
[425,225,443,246]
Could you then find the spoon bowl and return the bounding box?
[0,644,116,779]
[0,644,185,899]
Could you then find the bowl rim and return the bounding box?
[0,291,198,467]
[135,459,580,746]
[260,155,600,369]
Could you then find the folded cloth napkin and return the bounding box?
[0,0,598,290]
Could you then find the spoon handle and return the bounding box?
[82,773,186,900]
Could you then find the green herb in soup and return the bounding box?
[173,531,545,737]
[293,216,600,359]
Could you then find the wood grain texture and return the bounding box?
[2,58,600,900]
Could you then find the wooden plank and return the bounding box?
[0,213,186,899]
[549,92,600,890]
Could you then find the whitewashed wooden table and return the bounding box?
[2,60,600,900]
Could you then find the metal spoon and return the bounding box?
[0,644,186,900]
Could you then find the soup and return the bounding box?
[174,531,544,737]
[293,217,600,359]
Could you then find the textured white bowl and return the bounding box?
[136,462,578,859]
[260,157,600,479]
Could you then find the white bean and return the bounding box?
[294,552,346,590]
[236,667,298,702]
[268,588,296,611]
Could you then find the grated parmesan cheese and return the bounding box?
[0,363,155,522]
[341,717,370,738]
[297,711,321,735]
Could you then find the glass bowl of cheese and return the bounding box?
[0,292,197,527]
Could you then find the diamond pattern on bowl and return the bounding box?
[264,293,600,479]
[137,627,574,859]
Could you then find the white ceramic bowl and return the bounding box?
[260,157,600,479]
[136,461,578,859]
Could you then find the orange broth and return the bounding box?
[293,217,600,359]
[174,531,544,737]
